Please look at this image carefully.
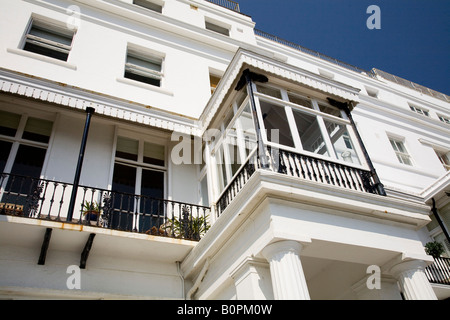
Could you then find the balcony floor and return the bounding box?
[0,215,197,265]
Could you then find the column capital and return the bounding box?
[389,259,437,300]
[389,259,427,278]
[261,240,303,261]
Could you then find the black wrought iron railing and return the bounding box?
[216,147,381,216]
[0,173,210,241]
[425,257,450,286]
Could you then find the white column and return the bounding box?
[390,260,437,300]
[261,240,310,300]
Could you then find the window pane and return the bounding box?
[210,74,221,94]
[256,85,282,99]
[318,103,342,118]
[4,145,46,214]
[216,145,228,191]
[0,140,12,173]
[259,100,295,148]
[29,25,73,46]
[133,0,163,13]
[22,117,53,143]
[139,169,164,232]
[0,110,21,137]
[200,175,209,206]
[234,103,257,159]
[125,53,162,87]
[288,94,313,109]
[324,120,360,164]
[144,142,165,166]
[141,169,164,199]
[112,163,137,195]
[205,22,229,36]
[124,71,161,86]
[389,139,412,166]
[116,136,138,161]
[293,109,328,156]
[23,42,69,61]
[227,138,241,177]
[127,55,161,72]
[24,23,73,61]
[111,163,136,230]
[9,145,46,178]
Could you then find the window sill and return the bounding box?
[7,48,77,70]
[116,77,174,96]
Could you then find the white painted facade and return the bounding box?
[0,0,449,300]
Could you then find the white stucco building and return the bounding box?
[0,0,449,300]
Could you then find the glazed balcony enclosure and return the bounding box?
[202,49,386,219]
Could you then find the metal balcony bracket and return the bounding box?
[37,228,53,265]
[80,233,96,269]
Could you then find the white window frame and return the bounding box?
[124,46,164,88]
[111,129,168,200]
[409,104,429,117]
[437,114,450,124]
[205,19,230,36]
[252,83,366,169]
[133,0,163,13]
[0,111,54,181]
[388,136,413,166]
[435,149,450,171]
[22,17,75,62]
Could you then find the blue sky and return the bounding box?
[236,0,450,95]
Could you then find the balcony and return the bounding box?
[216,146,381,216]
[0,173,210,242]
[425,257,450,286]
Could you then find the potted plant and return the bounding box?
[166,214,210,241]
[425,241,445,259]
[82,201,100,223]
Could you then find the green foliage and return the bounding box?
[81,201,100,215]
[425,241,445,258]
[167,214,210,241]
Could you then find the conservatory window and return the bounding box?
[292,109,328,156]
[253,83,363,165]
[259,100,295,148]
[324,119,360,164]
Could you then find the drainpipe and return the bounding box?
[236,69,269,169]
[186,258,210,300]
[67,107,95,222]
[432,198,450,243]
[328,99,386,196]
[177,261,185,300]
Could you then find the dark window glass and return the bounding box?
[0,111,21,137]
[124,71,161,87]
[9,145,46,178]
[23,42,69,61]
[0,140,12,174]
[22,117,53,143]
[260,100,295,148]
